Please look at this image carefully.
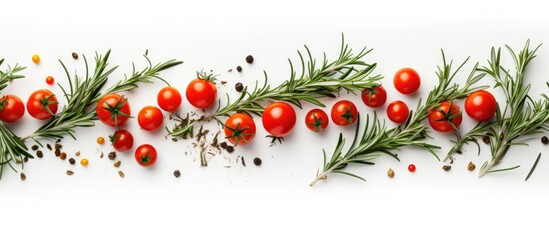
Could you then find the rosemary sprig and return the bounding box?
[0,51,181,179]
[169,35,383,138]
[0,58,26,91]
[310,51,487,186]
[444,41,549,178]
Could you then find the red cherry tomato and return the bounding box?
[138,106,164,131]
[465,90,497,122]
[361,86,387,108]
[27,89,59,120]
[387,100,409,124]
[394,68,421,94]
[305,108,329,132]
[408,164,416,172]
[186,73,217,109]
[0,95,25,123]
[135,144,157,167]
[428,101,462,133]
[224,113,256,146]
[262,102,296,137]
[96,93,131,127]
[110,129,134,152]
[331,100,358,126]
[157,86,182,112]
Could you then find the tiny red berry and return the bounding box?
[408,164,416,172]
[46,76,54,85]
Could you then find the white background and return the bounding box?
[2,0,549,239]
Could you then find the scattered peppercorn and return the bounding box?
[46,76,55,85]
[236,66,242,72]
[75,151,80,157]
[72,52,78,60]
[32,54,40,64]
[542,136,548,145]
[442,165,452,171]
[387,168,395,178]
[226,145,234,153]
[220,142,228,149]
[408,164,416,172]
[24,157,28,163]
[118,171,125,178]
[55,144,62,149]
[36,151,43,158]
[173,170,181,178]
[60,152,67,160]
[245,55,254,64]
[482,136,490,144]
[55,148,61,157]
[69,158,75,165]
[97,136,105,145]
[80,158,89,166]
[467,162,476,171]
[66,170,74,176]
[108,151,117,160]
[20,172,26,181]
[235,82,244,92]
[31,145,39,151]
[113,161,121,168]
[47,144,52,151]
[253,157,262,166]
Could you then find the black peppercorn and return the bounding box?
[253,157,262,166]
[235,82,244,92]
[245,55,254,64]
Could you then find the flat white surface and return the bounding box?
[2,0,549,239]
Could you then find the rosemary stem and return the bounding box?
[310,158,346,187]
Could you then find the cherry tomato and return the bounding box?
[408,164,416,172]
[157,86,182,112]
[46,76,54,85]
[186,73,217,109]
[305,108,329,132]
[262,102,296,137]
[428,101,462,133]
[96,93,131,127]
[394,68,421,94]
[386,100,409,124]
[331,100,358,126]
[110,129,134,152]
[224,113,256,146]
[27,89,58,120]
[138,106,163,131]
[0,95,25,123]
[361,85,387,108]
[135,144,157,167]
[465,90,497,122]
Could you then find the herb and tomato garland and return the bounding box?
[169,36,383,143]
[310,51,487,186]
[444,41,549,178]
[0,51,181,178]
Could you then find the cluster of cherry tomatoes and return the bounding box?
[0,89,59,123]
[360,67,497,133]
